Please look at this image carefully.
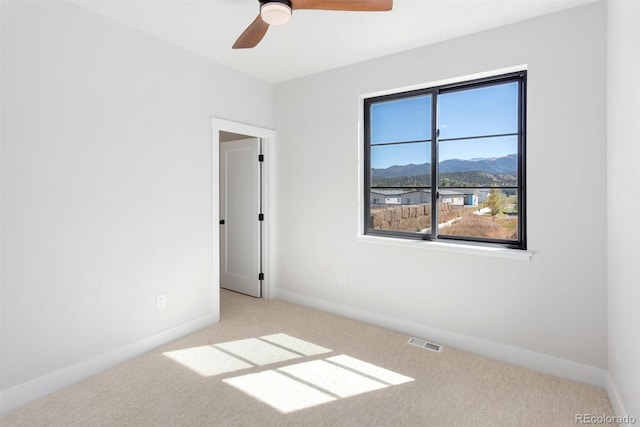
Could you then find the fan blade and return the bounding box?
[292,0,392,11]
[233,14,269,49]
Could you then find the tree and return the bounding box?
[487,188,506,216]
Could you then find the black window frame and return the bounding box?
[364,71,527,250]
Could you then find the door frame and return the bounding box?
[210,118,276,306]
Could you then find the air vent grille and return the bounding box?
[408,337,443,353]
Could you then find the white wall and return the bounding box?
[607,0,640,420]
[275,2,607,380]
[0,0,273,408]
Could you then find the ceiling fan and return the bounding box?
[233,0,393,49]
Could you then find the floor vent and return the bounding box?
[408,337,443,353]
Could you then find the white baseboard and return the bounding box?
[275,288,607,388]
[606,373,634,426]
[0,314,216,415]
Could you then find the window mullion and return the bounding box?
[517,77,527,248]
[431,90,439,240]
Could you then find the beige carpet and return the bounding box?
[2,290,615,426]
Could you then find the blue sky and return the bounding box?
[370,82,518,169]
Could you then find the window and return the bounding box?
[364,72,526,249]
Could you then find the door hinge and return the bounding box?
[258,154,264,162]
[258,272,264,281]
[258,213,264,221]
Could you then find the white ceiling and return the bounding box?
[73,0,596,83]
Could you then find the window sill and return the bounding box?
[356,235,533,261]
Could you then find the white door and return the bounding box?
[220,138,262,297]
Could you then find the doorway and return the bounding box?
[210,118,275,306]
[219,135,262,297]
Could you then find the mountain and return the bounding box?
[372,154,516,177]
[372,162,431,178]
[371,170,518,187]
[438,154,517,174]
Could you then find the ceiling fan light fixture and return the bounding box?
[260,0,292,26]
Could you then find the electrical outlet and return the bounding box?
[338,275,346,287]
[156,294,166,310]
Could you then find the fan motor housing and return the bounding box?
[259,0,293,8]
[260,0,293,25]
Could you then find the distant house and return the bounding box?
[401,190,431,205]
[370,189,410,206]
[438,190,464,206]
[371,189,475,207]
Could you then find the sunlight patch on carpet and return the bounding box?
[163,334,332,377]
[327,355,415,385]
[215,338,302,365]
[224,355,414,413]
[163,346,252,377]
[163,332,416,412]
[279,360,387,397]
[223,370,336,413]
[260,333,332,356]
[165,335,414,413]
